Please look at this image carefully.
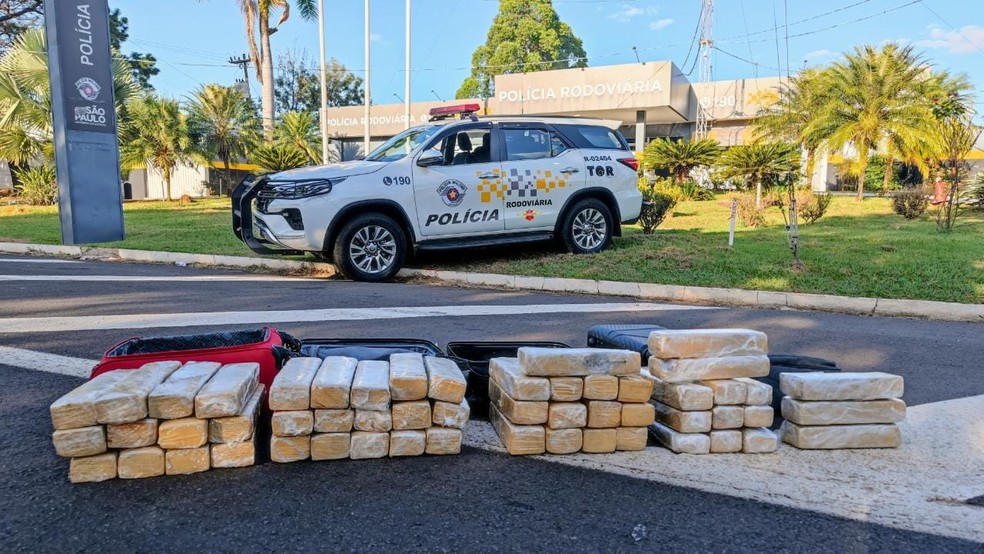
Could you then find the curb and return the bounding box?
[2,241,982,323]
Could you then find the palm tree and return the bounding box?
[641,138,722,185]
[251,143,309,173]
[275,111,321,164]
[120,94,202,201]
[236,0,317,138]
[809,43,941,200]
[186,84,260,194]
[718,142,800,208]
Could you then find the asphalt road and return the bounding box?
[0,254,981,552]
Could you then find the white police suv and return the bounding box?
[233,104,642,282]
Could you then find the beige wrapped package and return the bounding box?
[268,357,321,411]
[158,417,208,449]
[69,452,118,483]
[165,446,210,475]
[490,404,545,455]
[425,427,462,455]
[549,377,583,402]
[147,361,220,419]
[354,410,393,432]
[389,353,428,401]
[781,397,906,426]
[195,362,259,418]
[616,427,648,451]
[311,433,351,460]
[490,358,550,401]
[424,356,467,403]
[649,422,710,454]
[350,431,389,459]
[701,379,748,405]
[489,380,548,425]
[545,428,582,454]
[313,409,354,433]
[52,426,106,458]
[517,347,641,377]
[652,402,711,433]
[586,401,621,428]
[618,374,654,403]
[106,418,158,449]
[743,405,775,428]
[735,377,772,406]
[310,356,358,409]
[711,406,744,430]
[208,384,265,443]
[211,435,257,468]
[51,371,127,430]
[392,401,431,430]
[582,428,617,453]
[431,399,470,429]
[779,371,904,401]
[547,402,587,430]
[118,445,165,478]
[350,361,391,410]
[94,361,180,424]
[390,430,426,457]
[743,428,779,453]
[649,355,770,383]
[272,410,314,437]
[780,421,901,449]
[582,375,618,400]
[621,403,656,427]
[648,329,768,359]
[270,435,311,462]
[710,430,743,453]
[649,375,714,411]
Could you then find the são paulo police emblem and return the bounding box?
[437,179,467,207]
[75,77,102,101]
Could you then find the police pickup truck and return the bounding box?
[233,104,642,282]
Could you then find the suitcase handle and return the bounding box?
[271,346,293,368]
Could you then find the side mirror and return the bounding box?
[416,151,443,167]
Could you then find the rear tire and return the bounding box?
[559,198,613,254]
[332,213,407,282]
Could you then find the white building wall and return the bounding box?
[144,164,211,200]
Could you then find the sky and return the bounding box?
[109,0,984,109]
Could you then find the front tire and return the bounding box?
[332,213,407,282]
[560,199,613,254]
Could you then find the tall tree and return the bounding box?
[186,84,259,194]
[109,9,159,90]
[236,0,317,138]
[456,0,586,99]
[120,95,202,201]
[0,0,42,52]
[274,49,363,114]
[641,138,722,185]
[718,142,800,208]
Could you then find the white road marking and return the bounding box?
[465,397,984,543]
[0,258,81,264]
[0,346,96,378]
[0,274,319,282]
[0,302,713,334]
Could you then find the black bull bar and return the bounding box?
[231,174,303,256]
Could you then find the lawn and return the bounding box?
[1,196,982,303]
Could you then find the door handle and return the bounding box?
[478,173,498,179]
[561,167,579,174]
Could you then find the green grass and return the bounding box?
[1,196,982,303]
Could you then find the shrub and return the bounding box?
[734,193,766,228]
[14,165,57,205]
[678,179,715,201]
[798,190,833,224]
[637,178,677,234]
[892,189,928,220]
[251,143,309,173]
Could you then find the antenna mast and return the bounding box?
[695,0,714,139]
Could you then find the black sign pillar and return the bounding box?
[44,0,124,244]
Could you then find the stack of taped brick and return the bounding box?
[645,329,778,454]
[268,353,469,462]
[488,348,654,455]
[49,361,263,483]
[779,372,905,449]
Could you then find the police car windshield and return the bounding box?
[365,125,441,162]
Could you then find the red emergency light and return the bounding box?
[428,103,481,121]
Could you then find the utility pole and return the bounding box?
[404,0,411,130]
[695,0,713,140]
[228,54,251,99]
[363,0,371,154]
[318,0,330,164]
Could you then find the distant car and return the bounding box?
[233,104,642,282]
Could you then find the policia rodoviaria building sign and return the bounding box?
[44,0,125,244]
